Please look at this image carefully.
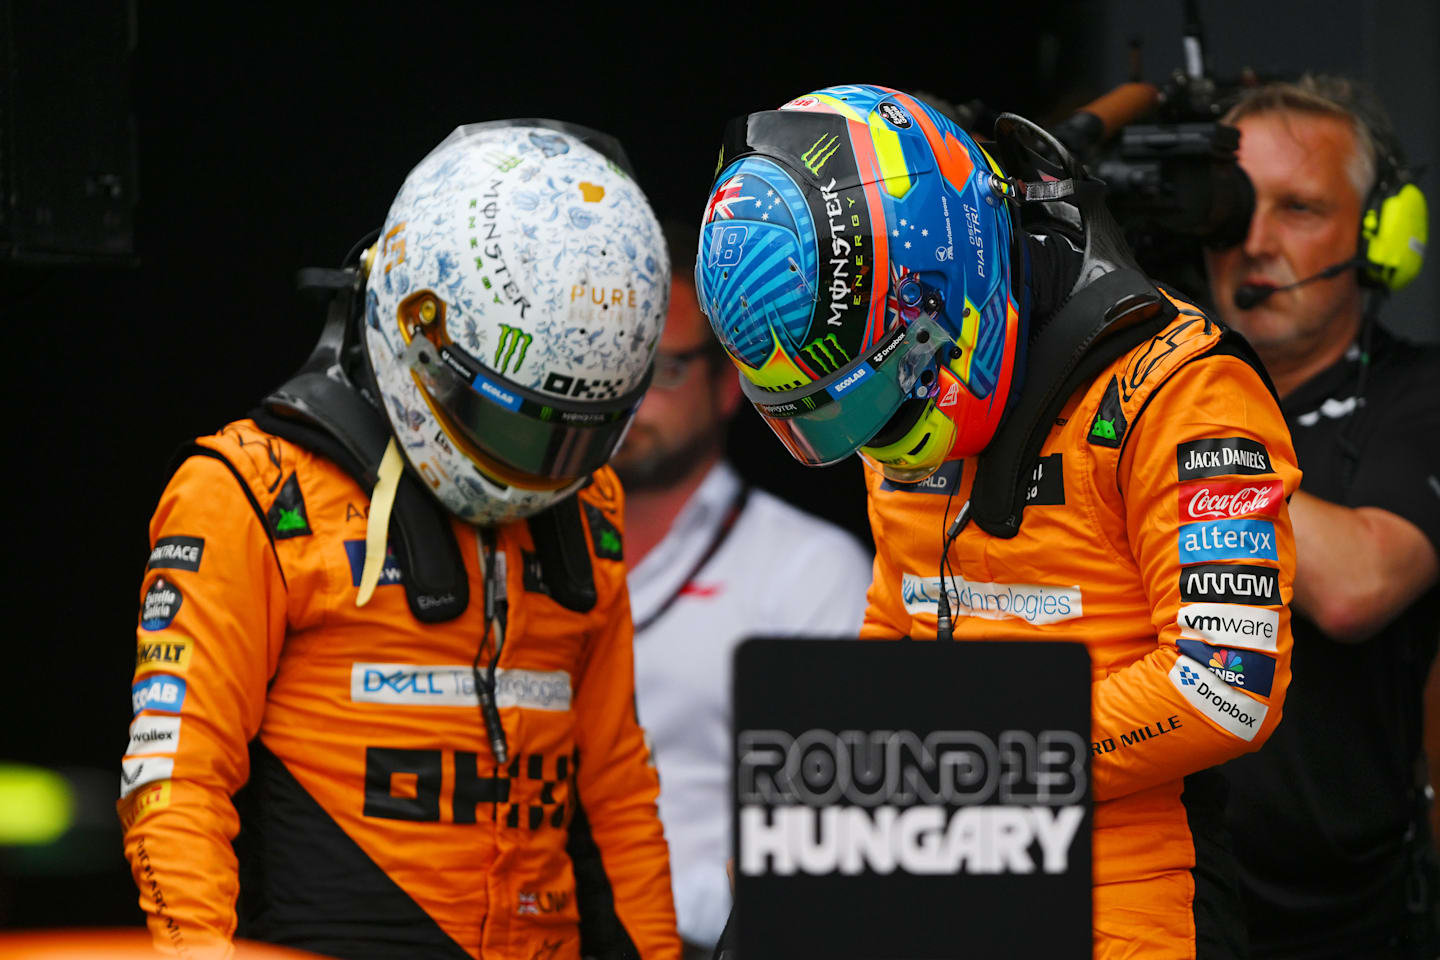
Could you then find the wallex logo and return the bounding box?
[343,540,403,588]
[136,638,192,675]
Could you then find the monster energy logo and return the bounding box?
[800,395,817,411]
[801,333,850,374]
[495,325,532,374]
[485,151,523,172]
[802,134,841,175]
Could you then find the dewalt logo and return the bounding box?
[802,134,841,176]
[802,333,850,374]
[495,325,532,375]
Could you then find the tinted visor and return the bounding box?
[405,335,650,484]
[741,315,949,466]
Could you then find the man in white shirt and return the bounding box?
[612,221,875,957]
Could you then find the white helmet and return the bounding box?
[363,120,669,524]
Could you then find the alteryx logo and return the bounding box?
[1176,636,1277,696]
[1178,519,1277,564]
[343,540,403,587]
[132,675,186,715]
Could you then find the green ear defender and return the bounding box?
[1361,180,1428,291]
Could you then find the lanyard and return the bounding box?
[473,529,509,764]
[633,483,750,633]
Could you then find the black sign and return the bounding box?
[733,640,1092,958]
[1179,563,1280,604]
[1176,437,1273,480]
[147,535,204,572]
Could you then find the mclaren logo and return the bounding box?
[495,324,532,375]
[802,334,850,374]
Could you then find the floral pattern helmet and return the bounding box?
[364,120,668,523]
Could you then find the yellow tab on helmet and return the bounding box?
[867,114,913,199]
[813,94,866,123]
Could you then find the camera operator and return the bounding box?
[1203,75,1439,958]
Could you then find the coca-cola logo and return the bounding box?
[1178,479,1284,522]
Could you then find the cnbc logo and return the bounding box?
[1208,649,1245,685]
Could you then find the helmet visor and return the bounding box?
[404,335,649,485]
[740,315,949,466]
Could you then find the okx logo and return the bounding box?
[494,324,531,375]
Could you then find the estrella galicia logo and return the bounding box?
[132,675,186,715]
[343,540,403,587]
[141,576,182,631]
[1179,563,1279,604]
[878,101,912,129]
[1177,437,1273,480]
[147,536,204,572]
[1178,518,1277,564]
[1176,637,1276,696]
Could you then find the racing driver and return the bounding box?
[695,84,1298,957]
[120,122,680,959]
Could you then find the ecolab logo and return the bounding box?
[901,573,1082,625]
[1178,602,1280,652]
[1178,479,1283,522]
[830,364,871,398]
[132,675,186,715]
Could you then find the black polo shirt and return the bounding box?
[1222,324,1440,957]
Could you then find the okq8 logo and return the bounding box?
[737,728,1087,877]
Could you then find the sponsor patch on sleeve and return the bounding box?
[1169,654,1269,741]
[146,536,205,572]
[136,638,193,675]
[118,780,172,830]
[1176,637,1276,696]
[1178,479,1283,522]
[880,460,962,494]
[1178,602,1280,652]
[140,576,183,632]
[1178,519,1277,563]
[126,715,181,756]
[1179,563,1280,605]
[132,675,186,715]
[120,756,174,799]
[1177,437,1274,480]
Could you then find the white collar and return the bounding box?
[627,461,743,621]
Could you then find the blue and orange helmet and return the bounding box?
[696,84,1026,481]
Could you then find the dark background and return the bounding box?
[2,0,1435,932]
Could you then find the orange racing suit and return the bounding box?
[120,418,679,959]
[863,306,1299,958]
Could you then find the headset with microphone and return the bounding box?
[1232,109,1428,312]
